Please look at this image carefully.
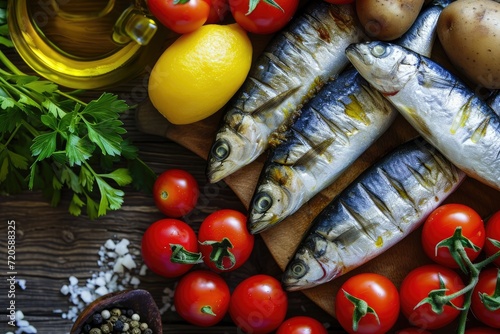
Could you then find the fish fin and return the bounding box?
[293,137,336,168]
[417,63,460,91]
[250,82,302,118]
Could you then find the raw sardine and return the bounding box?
[346,41,500,191]
[206,1,365,183]
[282,137,465,291]
[247,1,449,234]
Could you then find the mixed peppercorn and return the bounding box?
[80,307,152,334]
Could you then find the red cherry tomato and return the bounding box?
[141,218,200,278]
[400,264,465,330]
[335,273,400,334]
[173,270,230,326]
[484,210,500,267]
[147,0,211,34]
[229,0,299,34]
[471,267,500,328]
[206,0,230,23]
[421,204,485,268]
[275,316,328,334]
[229,274,288,334]
[198,209,254,272]
[396,328,432,334]
[153,169,199,217]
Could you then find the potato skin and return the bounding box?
[437,0,500,89]
[356,0,425,41]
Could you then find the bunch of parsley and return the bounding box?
[0,2,155,219]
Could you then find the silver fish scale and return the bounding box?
[282,137,465,290]
[206,1,365,183]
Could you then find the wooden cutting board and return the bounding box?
[135,21,500,319]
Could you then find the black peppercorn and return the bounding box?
[113,319,124,332]
[82,323,92,333]
[92,313,103,325]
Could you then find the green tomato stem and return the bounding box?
[199,238,236,270]
[201,305,216,317]
[342,289,380,331]
[170,244,203,264]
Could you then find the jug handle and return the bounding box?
[113,6,158,46]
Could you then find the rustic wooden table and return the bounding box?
[1,16,498,333]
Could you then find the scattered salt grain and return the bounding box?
[158,286,176,315]
[12,310,38,334]
[121,253,137,270]
[95,286,109,296]
[114,238,130,256]
[80,290,93,304]
[104,239,116,250]
[139,264,148,276]
[58,237,145,321]
[17,279,26,290]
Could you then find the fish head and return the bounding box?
[206,111,261,183]
[247,176,292,234]
[345,41,420,96]
[282,234,343,291]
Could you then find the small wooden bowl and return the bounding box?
[70,289,163,334]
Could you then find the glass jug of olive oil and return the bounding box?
[7,0,172,89]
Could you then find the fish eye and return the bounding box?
[371,44,388,58]
[290,261,307,279]
[253,192,273,213]
[211,139,230,161]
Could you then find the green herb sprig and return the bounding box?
[0,3,155,219]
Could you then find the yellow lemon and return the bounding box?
[148,24,253,125]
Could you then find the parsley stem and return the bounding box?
[56,89,87,106]
[3,122,21,147]
[0,49,24,76]
[20,119,40,137]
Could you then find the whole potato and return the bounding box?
[356,0,425,41]
[437,0,500,90]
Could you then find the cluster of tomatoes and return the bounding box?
[140,169,329,333]
[146,0,355,36]
[334,204,500,334]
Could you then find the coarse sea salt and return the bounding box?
[58,238,144,321]
[7,310,38,334]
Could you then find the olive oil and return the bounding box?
[7,0,172,89]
